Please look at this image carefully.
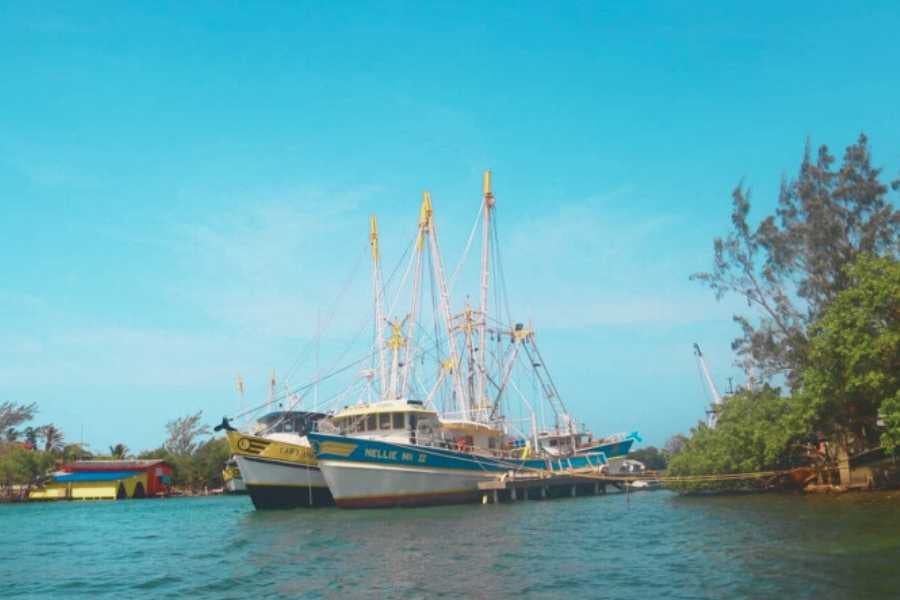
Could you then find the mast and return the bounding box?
[387,318,405,400]
[423,194,470,419]
[399,193,430,399]
[268,370,276,412]
[477,170,494,414]
[693,343,723,427]
[314,308,320,411]
[370,216,388,398]
[236,374,246,428]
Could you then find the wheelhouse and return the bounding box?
[253,411,326,437]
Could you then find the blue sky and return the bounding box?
[2,2,898,453]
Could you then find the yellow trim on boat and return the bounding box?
[226,431,317,466]
[318,441,358,457]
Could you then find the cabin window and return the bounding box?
[393,413,404,429]
[379,413,391,430]
[355,418,364,432]
[549,439,558,447]
[488,437,496,449]
[367,415,376,431]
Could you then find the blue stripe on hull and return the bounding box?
[308,433,607,474]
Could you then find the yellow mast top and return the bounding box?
[369,215,380,261]
[417,191,432,250]
[483,170,494,206]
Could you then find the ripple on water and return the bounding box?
[3,493,900,598]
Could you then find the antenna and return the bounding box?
[236,374,246,429]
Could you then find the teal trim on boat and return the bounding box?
[309,433,607,474]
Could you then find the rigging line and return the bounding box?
[229,351,376,422]
[293,223,415,409]
[426,241,446,412]
[282,243,368,386]
[491,207,513,328]
[386,233,420,320]
[447,198,484,293]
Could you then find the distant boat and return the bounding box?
[221,459,246,494]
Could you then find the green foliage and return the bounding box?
[62,444,93,462]
[882,392,900,455]
[0,445,57,499]
[627,446,668,471]
[108,443,129,459]
[693,134,899,384]
[192,437,231,489]
[164,411,211,456]
[799,255,900,453]
[0,401,38,434]
[667,387,808,493]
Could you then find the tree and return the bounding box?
[798,255,900,454]
[627,446,668,471]
[24,427,38,449]
[62,443,93,463]
[109,444,129,459]
[164,412,211,456]
[192,437,231,489]
[663,434,688,458]
[0,446,56,500]
[0,402,37,440]
[40,425,64,454]
[667,387,808,492]
[692,134,899,385]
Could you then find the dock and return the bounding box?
[476,469,659,504]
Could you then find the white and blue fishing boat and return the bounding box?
[309,172,632,508]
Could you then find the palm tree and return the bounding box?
[109,443,129,459]
[41,425,65,453]
[24,427,38,449]
[62,443,92,463]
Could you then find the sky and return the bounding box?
[2,2,899,453]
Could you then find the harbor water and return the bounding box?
[2,490,899,599]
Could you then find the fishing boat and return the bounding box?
[309,172,625,508]
[537,428,642,458]
[222,410,333,508]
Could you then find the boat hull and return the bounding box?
[579,437,636,458]
[309,433,606,509]
[226,431,333,508]
[234,455,333,508]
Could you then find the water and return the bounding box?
[2,490,899,599]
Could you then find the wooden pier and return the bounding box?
[476,470,657,504]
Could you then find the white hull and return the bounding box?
[234,454,327,489]
[234,454,332,508]
[318,459,498,508]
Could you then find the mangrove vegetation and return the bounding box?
[672,134,900,492]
